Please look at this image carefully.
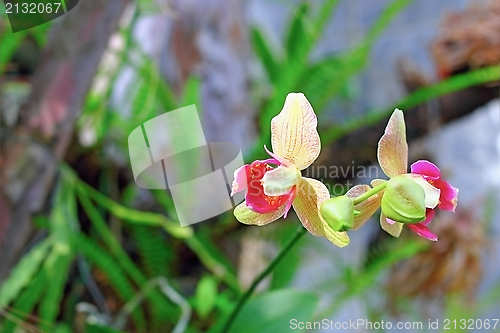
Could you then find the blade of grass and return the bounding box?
[0,239,52,309]
[62,164,240,292]
[76,234,147,330]
[256,0,341,153]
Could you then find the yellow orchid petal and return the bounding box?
[346,182,385,230]
[292,177,350,247]
[380,212,403,237]
[271,93,320,170]
[233,201,285,226]
[377,109,408,177]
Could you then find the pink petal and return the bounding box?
[283,186,297,219]
[246,195,283,214]
[264,145,293,167]
[407,223,438,241]
[230,164,250,196]
[244,161,290,214]
[258,158,281,166]
[421,208,435,226]
[435,179,459,212]
[386,218,396,225]
[410,160,441,180]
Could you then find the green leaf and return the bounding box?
[1,261,50,333]
[301,55,350,104]
[39,246,74,331]
[364,0,413,45]
[195,275,218,319]
[180,75,202,108]
[184,235,240,291]
[76,234,147,330]
[285,2,310,58]
[227,290,318,333]
[53,323,73,333]
[38,180,77,330]
[132,225,173,278]
[0,31,27,73]
[132,51,177,112]
[85,323,128,333]
[131,75,157,121]
[72,174,192,239]
[0,238,52,308]
[250,27,280,81]
[270,224,303,290]
[252,0,341,158]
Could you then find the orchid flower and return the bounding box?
[376,109,459,241]
[230,93,349,247]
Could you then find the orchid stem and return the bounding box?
[221,226,307,333]
[352,181,387,205]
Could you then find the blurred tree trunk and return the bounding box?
[0,0,130,279]
[318,85,499,182]
[163,0,257,150]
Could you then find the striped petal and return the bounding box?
[234,201,285,226]
[292,177,350,247]
[271,93,320,170]
[377,109,408,177]
[346,181,385,230]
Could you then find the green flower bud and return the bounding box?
[320,196,354,232]
[381,175,426,224]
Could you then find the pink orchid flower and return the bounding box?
[376,109,458,241]
[231,93,349,247]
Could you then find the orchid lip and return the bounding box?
[261,165,301,197]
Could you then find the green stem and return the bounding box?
[221,226,307,333]
[352,181,387,205]
[62,164,240,292]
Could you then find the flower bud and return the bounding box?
[381,175,426,224]
[320,196,354,231]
